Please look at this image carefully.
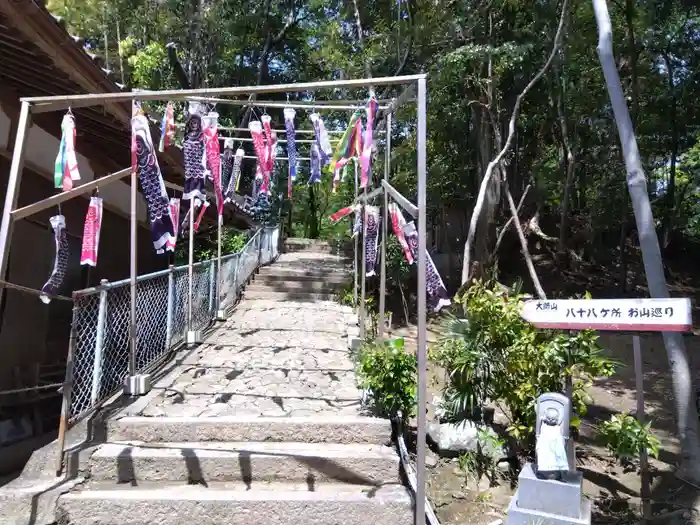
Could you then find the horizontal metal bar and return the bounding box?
[11,168,131,220]
[163,181,184,193]
[219,136,339,145]
[382,180,418,218]
[356,186,384,203]
[0,279,73,301]
[241,155,312,161]
[187,97,383,111]
[217,126,348,135]
[190,96,393,107]
[23,74,426,110]
[0,382,63,396]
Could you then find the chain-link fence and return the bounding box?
[66,226,279,424]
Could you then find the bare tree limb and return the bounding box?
[492,184,531,257]
[461,0,569,285]
[506,186,546,299]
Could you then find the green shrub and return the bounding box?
[356,337,417,418]
[597,413,660,463]
[458,427,506,485]
[431,280,616,448]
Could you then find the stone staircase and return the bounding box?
[54,239,412,525]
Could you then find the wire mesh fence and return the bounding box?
[66,226,279,424]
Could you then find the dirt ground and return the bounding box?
[391,324,700,525]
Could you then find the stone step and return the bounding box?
[243,289,337,302]
[227,307,353,333]
[256,268,350,284]
[183,343,355,370]
[57,482,413,525]
[90,442,400,484]
[235,300,355,314]
[108,416,392,444]
[204,327,352,351]
[247,280,345,293]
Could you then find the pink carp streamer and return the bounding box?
[389,203,413,264]
[249,121,266,170]
[359,96,378,189]
[194,201,210,232]
[203,112,224,216]
[159,102,176,152]
[167,198,181,251]
[54,113,81,192]
[80,197,103,267]
[330,205,358,223]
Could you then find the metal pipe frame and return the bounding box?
[187,96,389,112]
[0,73,428,525]
[219,136,340,145]
[24,74,423,110]
[382,180,418,218]
[378,112,392,339]
[187,96,394,107]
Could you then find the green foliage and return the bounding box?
[458,427,506,486]
[174,226,248,265]
[431,281,616,448]
[356,337,417,419]
[597,413,661,464]
[127,41,168,90]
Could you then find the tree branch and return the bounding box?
[506,185,546,299]
[461,0,569,285]
[491,184,531,258]
[166,43,192,89]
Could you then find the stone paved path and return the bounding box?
[137,297,363,419]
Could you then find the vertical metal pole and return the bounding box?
[165,265,174,348]
[216,214,222,313]
[360,194,367,340]
[0,102,31,302]
[56,300,78,476]
[90,280,109,405]
[208,259,215,315]
[415,76,428,525]
[129,166,138,378]
[187,201,195,332]
[353,162,359,308]
[633,335,651,519]
[378,113,392,339]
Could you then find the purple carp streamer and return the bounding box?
[40,215,68,304]
[132,111,175,253]
[403,221,451,312]
[285,108,297,197]
[308,143,322,184]
[183,103,207,203]
[310,112,333,166]
[364,205,380,277]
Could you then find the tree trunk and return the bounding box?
[661,53,678,251]
[592,0,700,483]
[619,0,639,294]
[555,60,576,257]
[308,185,319,239]
[461,0,569,285]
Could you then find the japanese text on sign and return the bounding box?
[521,298,692,332]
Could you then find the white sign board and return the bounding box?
[520,298,692,332]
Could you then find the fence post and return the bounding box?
[56,297,79,476]
[208,260,216,316]
[165,265,175,349]
[257,229,263,270]
[90,280,109,405]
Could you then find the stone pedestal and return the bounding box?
[123,374,152,396]
[507,463,591,525]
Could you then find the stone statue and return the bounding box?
[534,392,571,480]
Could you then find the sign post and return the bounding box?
[520,297,692,521]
